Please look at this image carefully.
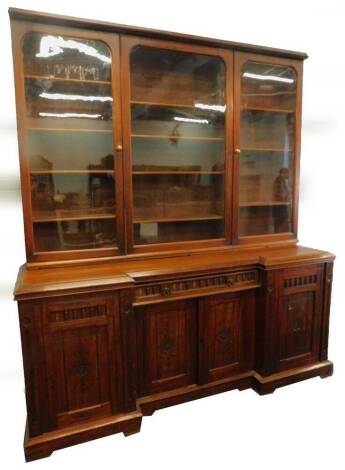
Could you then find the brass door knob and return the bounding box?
[234,148,241,155]
[160,285,171,297]
[116,144,123,152]
[226,278,235,287]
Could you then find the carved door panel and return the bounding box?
[42,292,123,430]
[198,291,256,384]
[277,265,323,371]
[137,299,197,395]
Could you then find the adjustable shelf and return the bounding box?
[132,170,224,175]
[133,214,224,224]
[240,201,291,207]
[131,134,224,141]
[32,213,116,223]
[30,169,115,175]
[25,74,111,85]
[131,100,225,110]
[242,106,294,114]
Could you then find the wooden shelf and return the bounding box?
[241,147,292,153]
[133,214,223,224]
[242,106,294,114]
[132,170,224,175]
[30,169,114,175]
[33,213,116,223]
[25,74,111,85]
[28,127,113,133]
[131,134,224,141]
[131,100,197,110]
[240,201,291,207]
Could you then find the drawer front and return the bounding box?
[134,269,259,304]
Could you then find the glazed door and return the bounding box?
[136,299,197,395]
[198,291,256,384]
[233,52,302,244]
[11,23,124,261]
[121,36,233,252]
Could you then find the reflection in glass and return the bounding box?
[134,220,224,245]
[239,62,296,236]
[130,46,226,244]
[31,173,115,219]
[133,174,224,220]
[34,219,116,252]
[22,32,117,252]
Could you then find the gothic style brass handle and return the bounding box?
[124,307,131,316]
[116,144,123,152]
[160,285,171,297]
[21,317,31,327]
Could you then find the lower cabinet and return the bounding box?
[136,290,256,395]
[19,291,125,435]
[276,265,324,371]
[198,291,256,384]
[136,299,197,395]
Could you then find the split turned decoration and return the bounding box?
[9,7,334,462]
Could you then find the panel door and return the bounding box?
[233,52,303,244]
[276,265,323,371]
[42,292,123,430]
[198,291,256,384]
[120,36,233,252]
[11,22,124,261]
[136,299,197,395]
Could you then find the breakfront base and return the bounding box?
[24,361,333,461]
[24,409,143,463]
[138,361,333,416]
[252,360,333,395]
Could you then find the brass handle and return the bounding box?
[234,148,241,155]
[160,285,171,297]
[226,278,235,287]
[116,144,123,152]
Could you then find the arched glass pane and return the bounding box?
[130,46,226,245]
[22,33,117,252]
[239,62,296,236]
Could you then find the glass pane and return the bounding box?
[134,220,224,245]
[130,46,226,245]
[133,174,224,220]
[33,220,116,252]
[239,62,296,236]
[31,173,115,219]
[22,32,117,252]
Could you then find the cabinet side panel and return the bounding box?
[255,269,279,376]
[119,288,137,411]
[18,300,48,436]
[320,262,334,361]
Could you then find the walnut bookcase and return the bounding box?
[9,7,334,462]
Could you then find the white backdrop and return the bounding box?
[1,0,344,468]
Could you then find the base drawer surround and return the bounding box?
[134,269,260,304]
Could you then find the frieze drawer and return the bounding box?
[134,269,260,304]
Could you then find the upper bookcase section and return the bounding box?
[9,8,308,60]
[9,8,306,264]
